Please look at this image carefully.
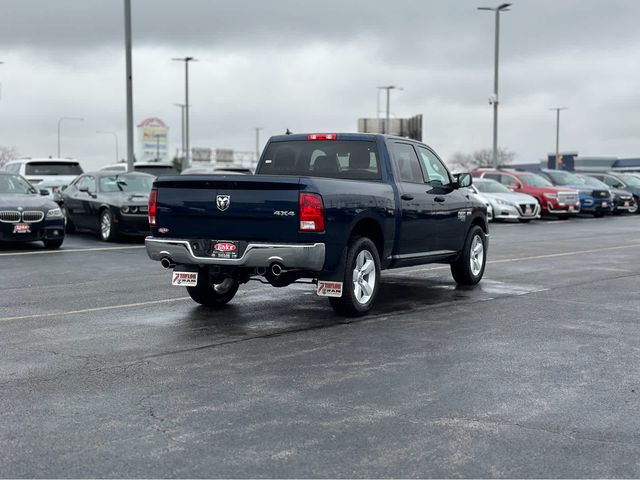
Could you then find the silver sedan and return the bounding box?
[471,178,540,222]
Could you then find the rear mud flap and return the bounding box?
[316,246,347,297]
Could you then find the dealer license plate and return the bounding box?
[172,271,198,287]
[211,240,239,259]
[525,207,532,215]
[13,223,30,234]
[624,201,630,207]
[569,206,575,211]
[602,201,608,208]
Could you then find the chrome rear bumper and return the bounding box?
[145,237,326,271]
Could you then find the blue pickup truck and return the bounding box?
[145,133,488,316]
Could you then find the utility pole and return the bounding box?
[376,86,403,135]
[97,130,119,163]
[124,0,134,172]
[172,57,197,170]
[550,107,567,169]
[57,117,83,158]
[174,103,186,160]
[255,127,263,162]
[478,3,511,168]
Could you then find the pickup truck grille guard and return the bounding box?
[145,237,325,272]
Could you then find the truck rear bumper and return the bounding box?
[145,237,326,271]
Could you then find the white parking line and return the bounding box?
[0,245,146,256]
[1,242,639,323]
[0,296,190,323]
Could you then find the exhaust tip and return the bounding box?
[160,257,174,269]
[256,267,267,276]
[270,263,283,276]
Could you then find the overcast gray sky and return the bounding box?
[1,0,639,170]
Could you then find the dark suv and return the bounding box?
[585,172,640,214]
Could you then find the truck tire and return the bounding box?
[329,237,381,317]
[187,271,239,307]
[450,225,486,286]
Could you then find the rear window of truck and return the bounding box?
[258,141,381,181]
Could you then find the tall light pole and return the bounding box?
[377,86,403,135]
[124,0,134,172]
[154,133,162,161]
[57,117,83,158]
[0,61,4,102]
[255,127,263,162]
[172,57,197,170]
[478,3,511,168]
[174,103,186,160]
[550,107,567,169]
[97,130,119,163]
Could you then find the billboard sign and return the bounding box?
[137,117,169,162]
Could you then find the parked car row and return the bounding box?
[1,153,638,251]
[471,168,640,221]
[0,157,254,247]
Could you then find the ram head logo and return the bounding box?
[216,194,230,212]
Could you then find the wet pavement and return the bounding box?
[1,215,639,477]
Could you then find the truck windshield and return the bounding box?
[258,141,381,181]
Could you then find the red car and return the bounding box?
[472,169,580,218]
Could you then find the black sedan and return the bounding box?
[62,171,154,242]
[0,172,65,248]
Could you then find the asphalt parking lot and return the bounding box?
[1,216,640,477]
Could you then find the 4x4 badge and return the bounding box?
[216,194,230,211]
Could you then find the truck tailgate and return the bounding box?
[154,175,303,242]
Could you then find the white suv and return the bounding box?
[4,158,83,188]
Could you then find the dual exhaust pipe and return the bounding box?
[256,263,285,277]
[161,256,285,277]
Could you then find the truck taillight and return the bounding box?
[307,133,336,141]
[148,189,157,226]
[299,192,325,232]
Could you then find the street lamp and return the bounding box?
[478,3,511,168]
[174,103,186,160]
[549,107,568,169]
[376,86,403,135]
[96,131,119,163]
[124,0,134,172]
[255,127,263,163]
[154,133,162,161]
[57,117,84,158]
[172,57,197,170]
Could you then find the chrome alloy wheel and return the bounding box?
[352,250,376,305]
[470,234,484,276]
[100,211,111,240]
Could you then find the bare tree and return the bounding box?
[450,148,516,171]
[0,145,19,168]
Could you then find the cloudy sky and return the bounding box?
[1,0,639,170]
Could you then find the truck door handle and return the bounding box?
[401,194,414,200]
[434,196,446,203]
